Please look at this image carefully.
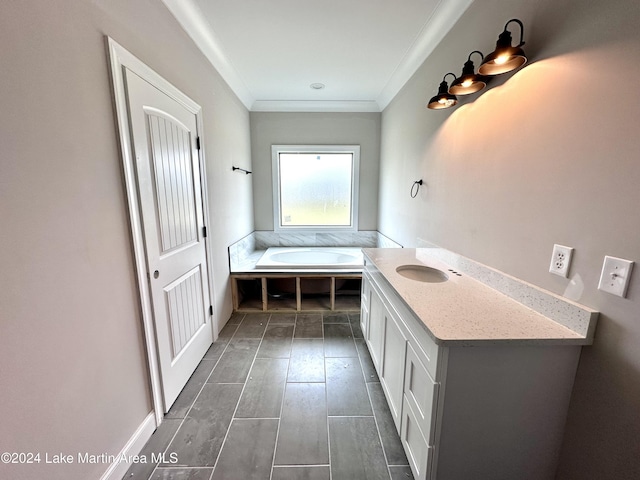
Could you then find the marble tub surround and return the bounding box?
[363,248,599,346]
[229,231,401,272]
[256,231,380,249]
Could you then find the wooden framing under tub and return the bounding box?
[230,272,362,312]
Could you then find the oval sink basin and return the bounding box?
[396,265,449,283]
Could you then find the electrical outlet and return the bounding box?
[549,244,574,277]
[598,256,634,297]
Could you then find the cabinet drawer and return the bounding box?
[401,395,433,480]
[404,343,438,445]
[413,328,439,381]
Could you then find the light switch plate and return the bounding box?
[598,256,634,297]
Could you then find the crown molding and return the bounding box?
[162,0,475,112]
[161,0,254,109]
[376,0,475,110]
[251,100,381,113]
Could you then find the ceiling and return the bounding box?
[161,0,474,112]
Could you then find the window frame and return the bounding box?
[271,145,360,232]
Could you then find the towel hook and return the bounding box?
[410,179,423,198]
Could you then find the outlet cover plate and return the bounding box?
[549,244,574,278]
[598,256,634,297]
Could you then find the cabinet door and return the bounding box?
[401,396,433,480]
[380,310,407,432]
[360,274,371,340]
[367,287,385,372]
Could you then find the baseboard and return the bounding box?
[100,412,156,480]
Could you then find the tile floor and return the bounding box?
[124,311,414,480]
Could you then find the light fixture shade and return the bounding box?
[449,51,486,95]
[478,19,527,76]
[427,75,458,109]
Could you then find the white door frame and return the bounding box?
[107,37,217,425]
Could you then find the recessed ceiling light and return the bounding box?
[310,83,325,90]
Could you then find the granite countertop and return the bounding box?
[363,248,598,346]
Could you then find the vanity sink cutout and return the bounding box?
[395,265,449,283]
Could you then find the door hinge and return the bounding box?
[209,305,213,316]
[196,136,201,150]
[202,226,207,238]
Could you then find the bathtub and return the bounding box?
[255,247,364,269]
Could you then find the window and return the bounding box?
[272,145,360,231]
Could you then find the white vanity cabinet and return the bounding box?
[361,265,583,480]
[365,273,407,429]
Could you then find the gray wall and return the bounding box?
[250,112,380,231]
[378,0,640,477]
[0,1,253,479]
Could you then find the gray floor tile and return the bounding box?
[272,466,331,480]
[211,418,279,480]
[350,319,364,339]
[234,314,269,338]
[203,341,228,362]
[294,314,323,338]
[207,338,260,384]
[368,383,408,465]
[389,465,415,480]
[236,358,288,418]
[323,312,349,323]
[218,321,239,340]
[150,467,213,480]
[328,417,390,480]
[164,383,242,467]
[166,359,216,419]
[257,324,294,358]
[140,310,411,480]
[227,312,245,324]
[355,339,379,382]
[323,324,357,357]
[124,419,182,479]
[242,313,271,324]
[275,383,329,466]
[269,313,297,324]
[326,357,372,416]
[287,338,325,383]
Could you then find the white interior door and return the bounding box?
[124,69,213,411]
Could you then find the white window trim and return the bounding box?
[271,145,360,232]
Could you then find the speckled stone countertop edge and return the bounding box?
[363,248,599,346]
[414,248,599,338]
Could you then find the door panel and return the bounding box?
[125,69,213,411]
[165,266,206,359]
[148,113,199,253]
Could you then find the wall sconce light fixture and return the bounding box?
[427,73,458,110]
[449,51,486,95]
[427,18,527,111]
[478,19,527,76]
